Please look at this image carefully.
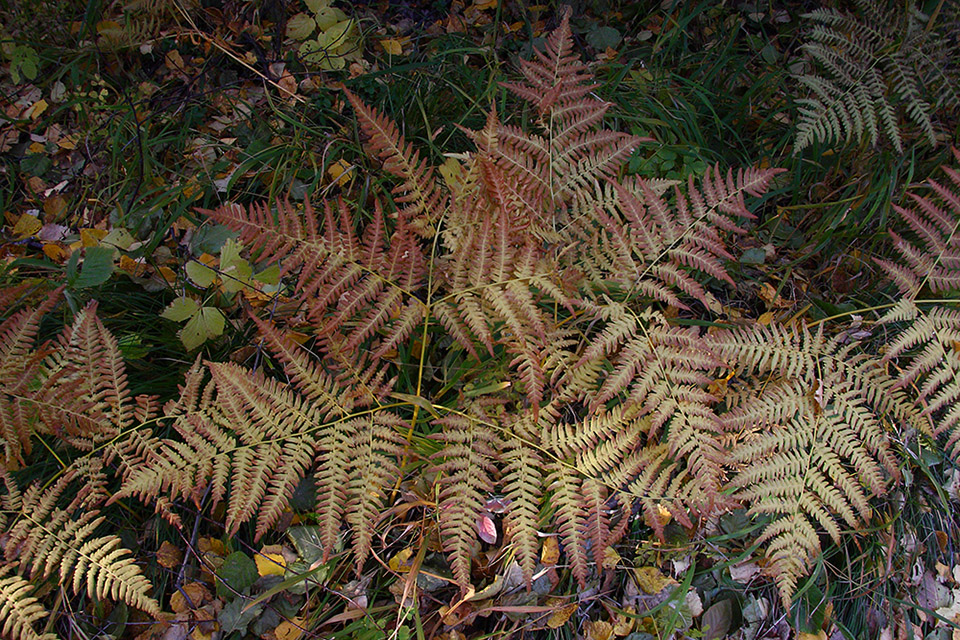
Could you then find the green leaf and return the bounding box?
[304,0,330,13]
[219,239,252,293]
[73,246,114,288]
[217,552,259,598]
[586,26,621,50]
[179,307,225,350]
[314,6,347,30]
[287,13,316,40]
[287,526,325,565]
[254,263,281,285]
[161,297,201,322]
[739,248,767,265]
[186,260,218,288]
[219,597,263,635]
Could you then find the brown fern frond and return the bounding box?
[0,287,62,467]
[876,147,960,296]
[880,300,960,455]
[202,197,427,365]
[38,302,155,451]
[344,88,448,235]
[575,166,783,311]
[5,470,160,617]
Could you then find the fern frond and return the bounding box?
[707,322,909,605]
[202,197,427,365]
[547,461,590,588]
[5,472,160,616]
[0,568,55,640]
[501,436,543,587]
[793,0,960,154]
[38,302,154,450]
[0,288,62,466]
[876,147,960,297]
[431,411,499,590]
[576,166,782,311]
[344,88,448,235]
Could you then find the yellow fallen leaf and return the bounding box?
[632,566,677,595]
[327,158,354,187]
[602,546,621,570]
[585,620,613,640]
[157,541,183,569]
[80,228,107,247]
[380,38,403,55]
[274,618,306,640]
[547,602,577,629]
[58,134,78,150]
[541,536,560,564]
[388,547,414,572]
[255,551,286,577]
[28,99,48,120]
[13,213,41,238]
[43,243,68,261]
[758,310,775,325]
[28,141,45,153]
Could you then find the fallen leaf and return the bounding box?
[13,213,41,238]
[546,602,577,629]
[327,158,354,187]
[157,541,184,569]
[169,582,212,613]
[388,547,414,572]
[540,536,560,564]
[380,38,404,55]
[255,550,286,577]
[274,618,306,640]
[477,513,497,544]
[632,567,676,594]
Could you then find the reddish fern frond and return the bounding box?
[500,8,597,119]
[0,288,62,467]
[205,197,427,364]
[876,147,960,296]
[344,88,448,235]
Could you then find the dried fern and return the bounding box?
[705,322,915,605]
[877,148,960,457]
[794,0,960,154]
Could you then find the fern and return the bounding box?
[793,0,960,154]
[877,148,960,456]
[705,322,914,604]
[0,567,54,640]
[113,322,405,566]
